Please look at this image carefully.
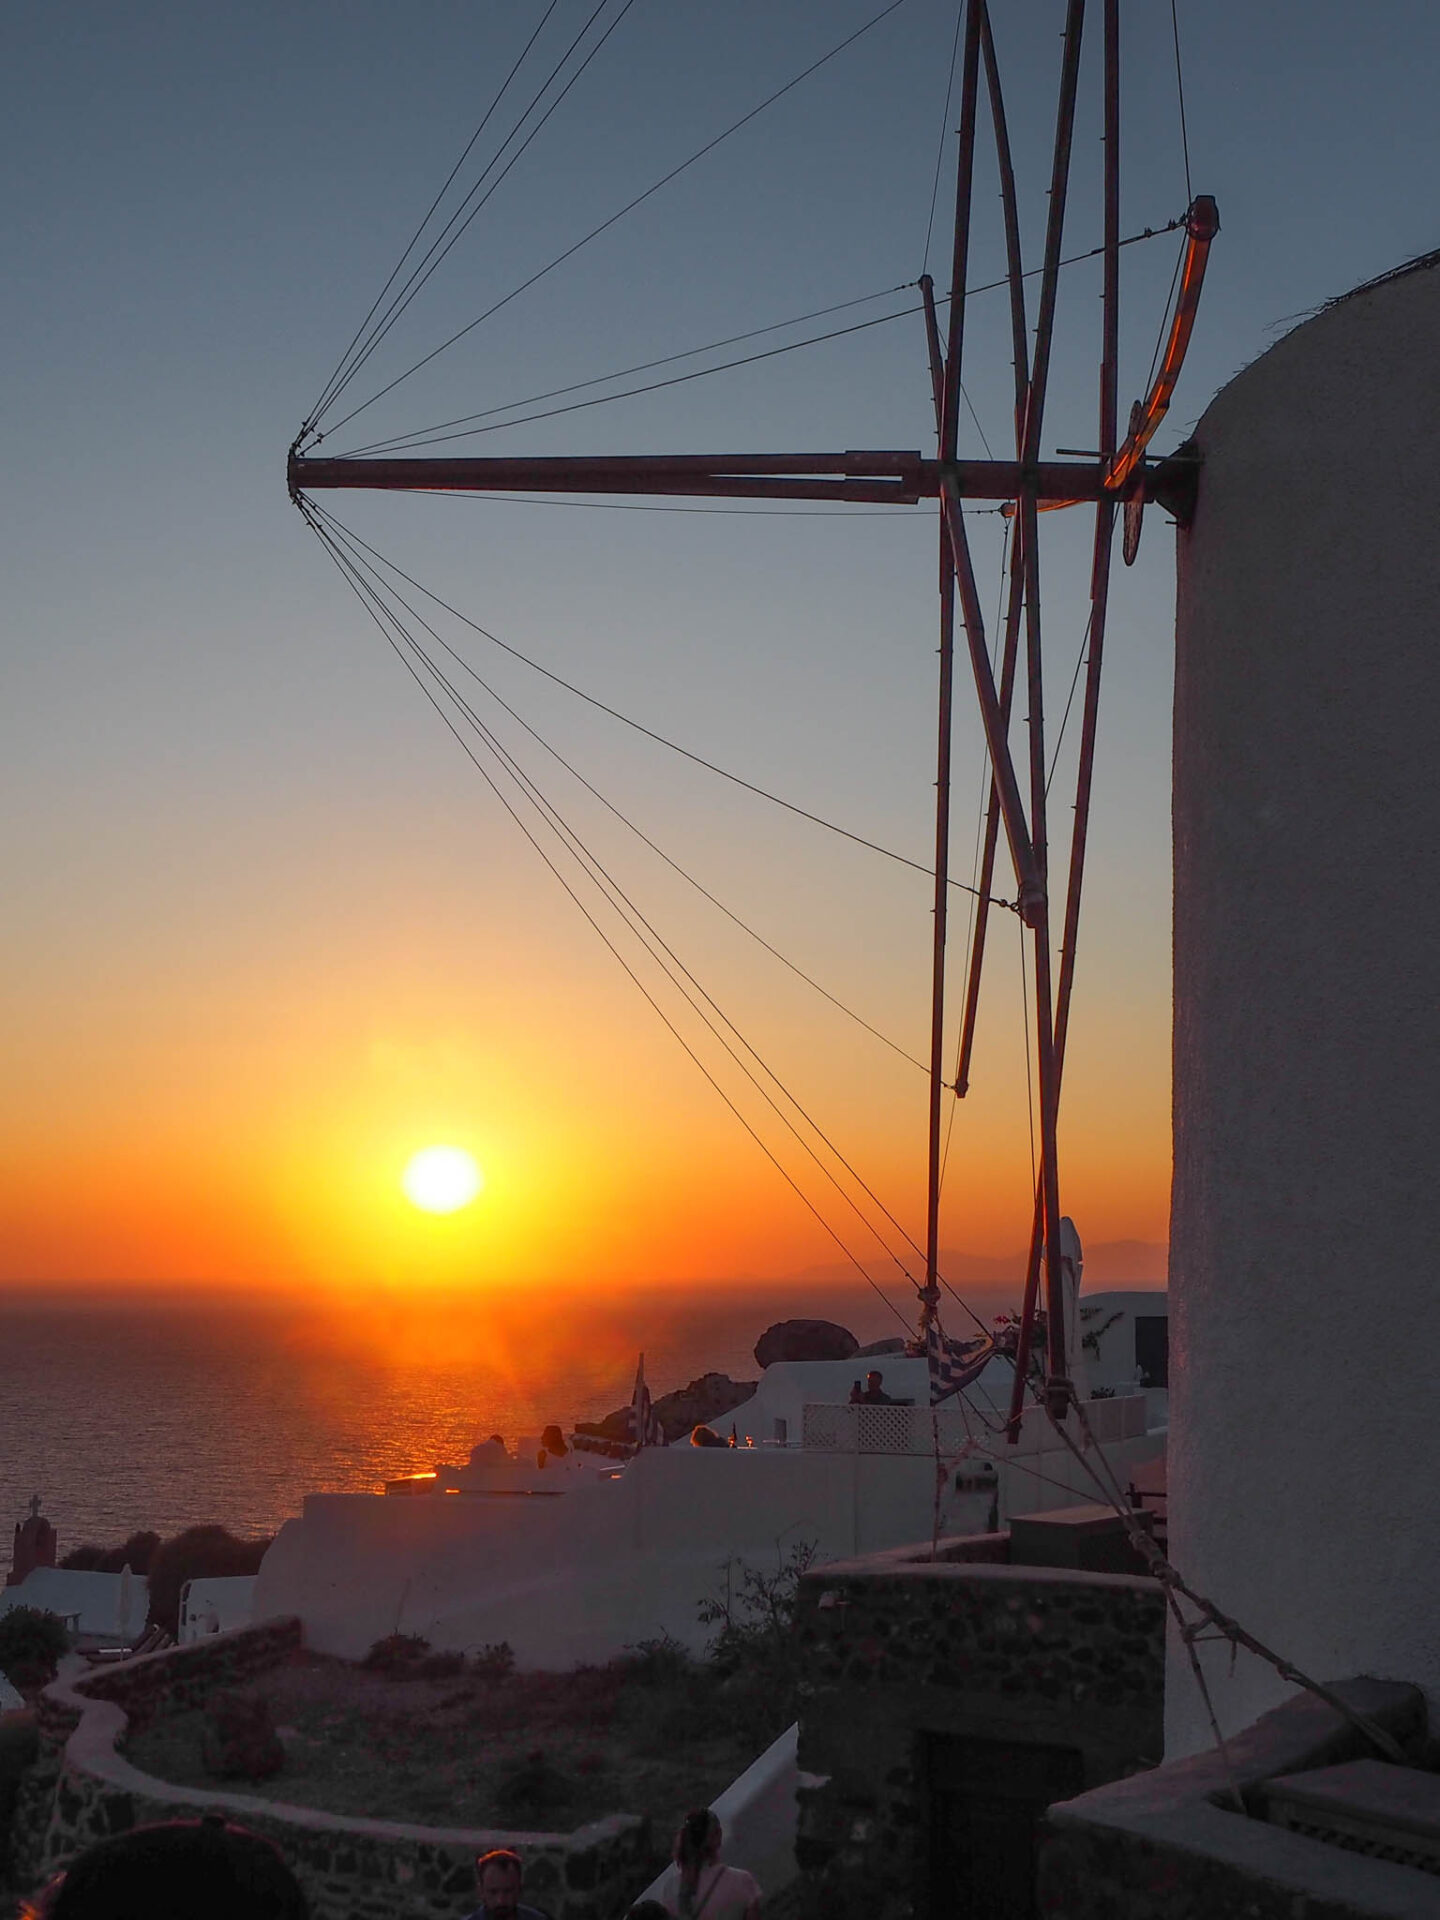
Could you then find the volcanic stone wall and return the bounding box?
[13,1619,651,1920]
[791,1536,1164,1920]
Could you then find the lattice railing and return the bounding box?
[800,1392,1148,1454]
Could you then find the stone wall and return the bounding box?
[12,1619,651,1920]
[791,1534,1164,1920]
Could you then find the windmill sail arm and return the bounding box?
[288,450,1110,507]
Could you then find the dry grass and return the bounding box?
[125,1647,778,1838]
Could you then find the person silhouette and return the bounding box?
[653,1810,759,1920]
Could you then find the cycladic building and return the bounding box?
[1167,251,1440,1755]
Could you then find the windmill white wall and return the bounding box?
[1167,254,1440,1755]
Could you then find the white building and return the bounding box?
[1167,252,1440,1755]
[255,1295,1163,1669]
[177,1575,257,1643]
[0,1566,147,1646]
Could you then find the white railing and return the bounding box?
[801,1392,1148,1456]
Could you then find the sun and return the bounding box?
[402,1145,484,1215]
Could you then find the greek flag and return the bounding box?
[631,1352,661,1448]
[926,1319,997,1404]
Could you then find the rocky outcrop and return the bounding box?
[576,1372,756,1447]
[753,1320,857,1368]
[653,1372,755,1443]
[573,1409,636,1444]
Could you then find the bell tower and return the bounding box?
[8,1494,57,1586]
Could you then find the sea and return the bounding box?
[0,1281,987,1550]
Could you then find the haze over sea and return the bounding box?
[0,1250,1161,1547]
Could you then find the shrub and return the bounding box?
[61,1529,161,1575]
[146,1527,271,1636]
[697,1542,817,1741]
[417,1650,466,1680]
[0,1607,71,1690]
[617,1635,694,1688]
[493,1748,575,1826]
[471,1641,516,1684]
[361,1633,429,1674]
[58,1544,107,1572]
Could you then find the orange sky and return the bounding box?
[0,822,1171,1293]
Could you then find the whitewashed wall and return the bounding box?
[1168,256,1440,1755]
[254,1446,988,1666]
[254,1388,1161,1669]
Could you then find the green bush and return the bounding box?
[0,1607,71,1689]
[60,1529,160,1575]
[697,1542,817,1743]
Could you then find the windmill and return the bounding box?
[289,0,1216,1429]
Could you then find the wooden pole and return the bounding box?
[921,280,958,1336]
[1018,0,1086,1420]
[289,451,1113,505]
[955,0,1031,1100]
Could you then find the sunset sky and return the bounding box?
[3,2,1435,1303]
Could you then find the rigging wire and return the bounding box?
[314,0,642,430]
[304,508,1001,1340]
[338,283,918,457]
[330,218,1184,458]
[308,504,930,1074]
[312,507,947,1290]
[921,5,967,278]
[1170,0,1194,206]
[303,505,997,1334]
[301,505,1009,902]
[416,624,932,1291]
[314,0,915,443]
[1144,238,1186,397]
[341,297,937,452]
[1044,608,1093,797]
[300,501,920,1330]
[304,0,567,429]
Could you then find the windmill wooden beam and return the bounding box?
[288,450,1199,516]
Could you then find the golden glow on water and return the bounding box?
[401,1145,483,1214]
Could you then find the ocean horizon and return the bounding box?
[0,1249,1163,1550]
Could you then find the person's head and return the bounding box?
[539,1423,567,1455]
[673,1808,722,1880]
[476,1847,523,1915]
[26,1816,309,1920]
[865,1370,883,1391]
[689,1423,721,1447]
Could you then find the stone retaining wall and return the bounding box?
[13,1620,651,1920]
[791,1535,1165,1919]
